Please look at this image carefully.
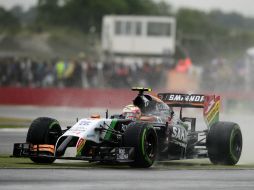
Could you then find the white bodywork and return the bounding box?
[62,118,113,143]
[55,118,115,156]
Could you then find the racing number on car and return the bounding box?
[172,126,187,142]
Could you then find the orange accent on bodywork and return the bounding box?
[90,114,101,119]
[31,144,55,154]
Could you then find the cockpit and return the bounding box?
[133,94,173,123]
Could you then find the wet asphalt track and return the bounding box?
[1,106,254,164]
[0,129,26,154]
[1,169,254,190]
[1,106,254,190]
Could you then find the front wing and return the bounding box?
[12,143,135,163]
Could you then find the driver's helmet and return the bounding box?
[122,104,141,120]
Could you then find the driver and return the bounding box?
[122,104,158,122]
[122,104,141,120]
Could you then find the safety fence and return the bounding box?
[0,87,253,111]
[0,87,136,108]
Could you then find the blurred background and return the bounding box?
[2,0,254,163]
[0,0,254,111]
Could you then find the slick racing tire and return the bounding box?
[123,122,158,168]
[207,121,242,165]
[26,117,62,163]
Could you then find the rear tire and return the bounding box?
[26,117,62,163]
[207,121,242,165]
[123,122,157,168]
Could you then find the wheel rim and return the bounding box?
[231,131,242,160]
[144,131,156,160]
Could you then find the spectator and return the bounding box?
[0,56,169,89]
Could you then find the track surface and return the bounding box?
[1,169,254,190]
[0,129,26,154]
[1,106,254,164]
[1,106,254,190]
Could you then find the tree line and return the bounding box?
[1,0,254,62]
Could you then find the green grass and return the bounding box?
[1,155,254,169]
[0,117,30,128]
[0,155,93,169]
[0,125,27,128]
[0,117,31,122]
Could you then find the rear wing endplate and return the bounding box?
[158,93,221,128]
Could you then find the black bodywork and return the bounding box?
[131,88,207,160]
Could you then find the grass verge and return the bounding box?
[0,117,31,128]
[0,155,92,169]
[0,125,27,129]
[1,155,254,169]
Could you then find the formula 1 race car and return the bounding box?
[12,87,242,168]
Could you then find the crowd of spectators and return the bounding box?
[201,57,248,91]
[0,56,166,89]
[1,55,251,91]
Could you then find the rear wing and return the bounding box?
[157,93,220,128]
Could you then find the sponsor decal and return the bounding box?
[79,120,92,126]
[116,148,129,160]
[172,126,187,143]
[171,126,187,147]
[158,93,205,103]
[70,119,95,132]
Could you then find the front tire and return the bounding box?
[26,117,62,163]
[207,121,242,165]
[123,122,158,168]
